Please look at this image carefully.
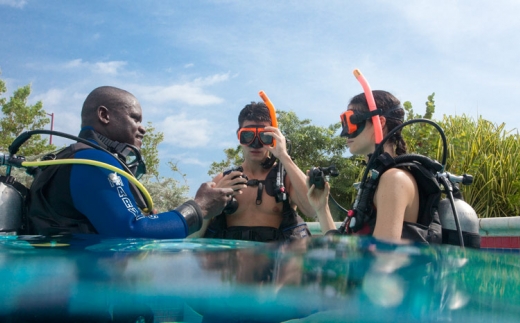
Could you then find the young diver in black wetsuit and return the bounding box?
[197,94,314,242]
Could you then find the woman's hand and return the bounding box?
[306,170,330,214]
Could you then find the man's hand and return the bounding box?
[264,126,290,162]
[194,182,234,220]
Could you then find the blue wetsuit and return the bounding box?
[70,149,190,238]
[27,129,202,238]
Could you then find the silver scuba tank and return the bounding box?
[0,181,23,235]
[438,197,480,248]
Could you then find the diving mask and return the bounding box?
[340,106,404,139]
[237,126,274,146]
[340,109,381,139]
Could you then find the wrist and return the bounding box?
[174,200,204,235]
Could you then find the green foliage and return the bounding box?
[139,123,190,212]
[437,116,520,218]
[140,161,189,212]
[402,93,520,218]
[208,146,243,178]
[0,77,55,156]
[401,93,438,156]
[0,75,55,187]
[140,121,163,177]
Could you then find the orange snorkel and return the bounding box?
[258,90,278,147]
[353,69,383,145]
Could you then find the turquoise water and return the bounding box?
[0,235,519,322]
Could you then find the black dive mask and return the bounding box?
[94,133,147,179]
[248,136,264,149]
[117,144,147,180]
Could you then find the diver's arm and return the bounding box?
[70,149,198,238]
[372,168,419,242]
[265,126,314,218]
[307,179,336,233]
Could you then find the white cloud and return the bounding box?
[157,113,211,147]
[0,0,26,8]
[138,73,229,106]
[93,61,127,75]
[386,1,520,52]
[33,88,66,107]
[141,84,223,105]
[191,73,230,86]
[181,157,207,167]
[62,59,127,75]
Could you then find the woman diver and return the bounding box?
[307,90,442,243]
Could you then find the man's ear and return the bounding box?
[98,106,109,124]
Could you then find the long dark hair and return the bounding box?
[349,90,407,155]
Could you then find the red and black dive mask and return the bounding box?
[340,109,382,139]
[237,125,273,148]
[340,106,404,139]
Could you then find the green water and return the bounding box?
[0,235,518,322]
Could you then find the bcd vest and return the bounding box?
[204,164,311,242]
[342,153,443,245]
[26,140,147,236]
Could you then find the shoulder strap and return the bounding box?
[347,153,442,234]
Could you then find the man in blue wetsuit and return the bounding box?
[27,86,233,238]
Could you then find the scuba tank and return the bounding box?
[0,177,24,235]
[438,183,480,248]
[1,152,28,235]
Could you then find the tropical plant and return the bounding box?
[0,76,55,156]
[436,116,520,218]
[139,122,189,212]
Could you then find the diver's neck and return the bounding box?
[382,142,397,157]
[242,159,270,177]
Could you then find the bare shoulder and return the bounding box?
[377,167,418,198]
[379,167,416,186]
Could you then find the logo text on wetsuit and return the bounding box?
[108,173,144,221]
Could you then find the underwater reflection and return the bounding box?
[0,235,519,322]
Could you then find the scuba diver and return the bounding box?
[12,86,234,238]
[307,90,433,242]
[197,99,314,242]
[307,71,480,248]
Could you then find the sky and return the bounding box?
[2,0,520,197]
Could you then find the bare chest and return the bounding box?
[226,182,284,228]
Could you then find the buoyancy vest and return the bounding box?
[204,164,311,242]
[342,153,443,245]
[26,130,147,235]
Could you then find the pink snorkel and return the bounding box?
[353,69,383,145]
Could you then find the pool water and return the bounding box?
[0,235,519,322]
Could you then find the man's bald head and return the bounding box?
[80,86,145,147]
[81,86,137,128]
